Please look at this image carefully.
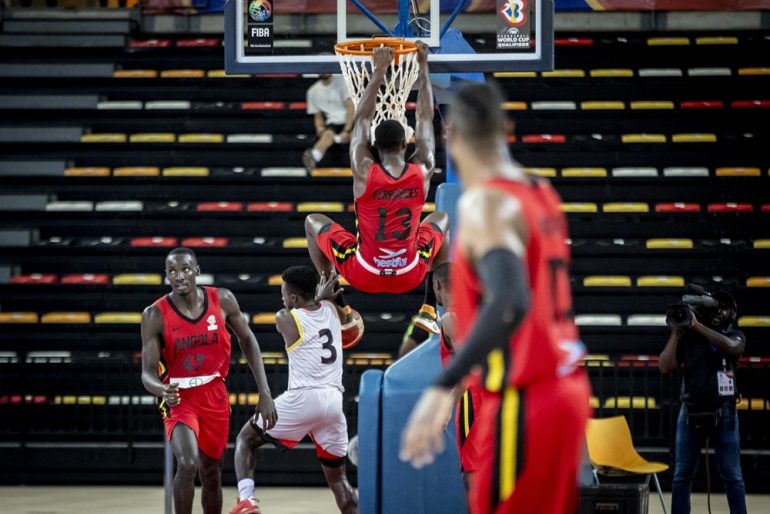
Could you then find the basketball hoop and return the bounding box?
[335,38,420,142]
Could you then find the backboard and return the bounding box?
[224,0,554,74]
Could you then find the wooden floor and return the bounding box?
[1,486,768,513]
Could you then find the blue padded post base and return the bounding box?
[436,182,460,240]
[358,369,384,513]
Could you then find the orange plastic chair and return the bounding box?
[586,416,669,514]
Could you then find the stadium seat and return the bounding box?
[113,274,162,286]
[622,133,666,143]
[590,69,633,77]
[581,101,625,110]
[731,100,770,109]
[226,134,273,144]
[707,203,753,213]
[618,355,659,367]
[297,202,344,213]
[80,133,126,143]
[501,101,527,110]
[562,167,607,177]
[197,202,244,212]
[26,351,71,363]
[737,316,770,327]
[207,69,250,78]
[94,312,142,324]
[311,168,353,177]
[283,238,308,249]
[0,352,18,363]
[626,315,667,327]
[603,203,649,213]
[60,274,109,285]
[113,166,159,177]
[40,312,91,324]
[647,37,689,46]
[629,101,674,110]
[241,102,286,110]
[493,71,536,78]
[0,312,38,323]
[247,202,293,212]
[541,69,585,78]
[738,67,770,75]
[575,315,622,326]
[672,133,717,143]
[521,134,566,143]
[736,399,769,411]
[160,69,205,78]
[531,101,577,110]
[646,239,694,249]
[688,67,731,76]
[113,69,157,78]
[746,277,770,287]
[583,276,632,287]
[603,397,658,409]
[680,100,724,109]
[261,167,306,177]
[555,37,593,46]
[181,237,228,248]
[64,167,110,177]
[561,203,598,213]
[522,167,557,177]
[636,276,685,287]
[46,201,93,211]
[144,100,191,110]
[178,134,224,144]
[95,201,143,211]
[612,167,658,178]
[130,237,177,247]
[129,133,176,143]
[638,68,682,77]
[162,167,209,177]
[252,313,277,325]
[663,167,709,177]
[696,36,738,45]
[754,240,770,249]
[715,167,760,177]
[10,273,57,285]
[655,203,701,213]
[97,101,142,110]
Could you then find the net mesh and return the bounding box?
[336,41,420,141]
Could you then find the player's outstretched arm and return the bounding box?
[220,288,277,430]
[140,305,179,406]
[350,46,393,185]
[410,41,436,176]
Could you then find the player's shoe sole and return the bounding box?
[229,498,261,514]
[414,313,440,335]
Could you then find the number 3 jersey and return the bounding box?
[452,178,582,391]
[286,301,344,392]
[154,286,232,382]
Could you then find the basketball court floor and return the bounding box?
[1,486,768,514]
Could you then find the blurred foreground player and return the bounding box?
[305,42,449,340]
[401,83,591,514]
[140,247,277,514]
[230,267,358,514]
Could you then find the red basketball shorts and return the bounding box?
[316,221,444,294]
[469,370,591,514]
[456,385,491,474]
[162,379,230,459]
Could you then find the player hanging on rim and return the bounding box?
[230,267,358,514]
[305,42,449,340]
[140,247,277,514]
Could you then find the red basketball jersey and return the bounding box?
[451,178,581,390]
[354,162,426,276]
[155,287,232,381]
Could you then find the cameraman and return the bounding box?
[659,290,747,514]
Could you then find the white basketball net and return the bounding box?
[336,46,420,141]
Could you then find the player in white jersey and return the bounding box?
[230,266,359,514]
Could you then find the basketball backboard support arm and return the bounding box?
[225,0,554,75]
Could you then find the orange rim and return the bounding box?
[334,37,418,58]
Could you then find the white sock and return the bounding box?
[238,478,255,501]
[311,149,323,162]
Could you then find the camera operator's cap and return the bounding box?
[712,290,738,321]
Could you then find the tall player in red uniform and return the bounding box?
[401,83,591,514]
[305,42,449,336]
[141,247,277,514]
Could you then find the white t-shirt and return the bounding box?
[306,75,350,126]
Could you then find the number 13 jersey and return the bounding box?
[286,301,344,392]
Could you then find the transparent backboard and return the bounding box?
[225,0,554,74]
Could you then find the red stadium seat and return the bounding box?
[618,355,660,367]
[707,203,753,213]
[60,274,110,285]
[761,204,770,212]
[241,102,286,110]
[129,39,172,48]
[130,237,178,247]
[655,203,701,213]
[181,237,229,248]
[197,202,244,212]
[555,37,593,47]
[247,202,294,212]
[731,100,770,109]
[680,100,724,109]
[288,102,307,110]
[176,38,221,47]
[10,274,57,285]
[521,134,566,143]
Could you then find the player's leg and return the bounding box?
[305,213,356,318]
[321,462,359,514]
[414,211,449,334]
[169,423,200,514]
[198,451,224,514]
[230,419,269,514]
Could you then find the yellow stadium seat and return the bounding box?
[647,37,689,46]
[94,312,142,324]
[207,69,251,78]
[422,203,435,213]
[129,133,176,143]
[746,277,770,287]
[672,133,717,143]
[268,275,282,286]
[162,167,210,177]
[589,397,601,409]
[178,134,224,144]
[622,134,666,143]
[637,276,685,287]
[160,69,205,78]
[493,71,537,78]
[630,101,675,110]
[41,312,91,324]
[738,68,770,76]
[252,312,277,325]
[562,167,607,178]
[583,355,613,368]
[646,239,694,249]
[64,167,110,177]
[81,133,127,143]
[522,167,557,177]
[696,36,738,45]
[583,276,632,287]
[581,101,625,110]
[113,69,158,78]
[715,167,760,177]
[0,312,38,323]
[501,101,528,110]
[541,69,585,78]
[311,168,353,177]
[736,398,768,410]
[603,203,649,213]
[590,69,633,78]
[113,166,160,177]
[604,397,658,409]
[113,273,162,285]
[737,316,770,327]
[561,203,598,213]
[753,240,770,249]
[297,202,344,213]
[283,238,308,249]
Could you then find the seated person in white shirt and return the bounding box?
[303,74,355,171]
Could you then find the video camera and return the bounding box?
[665,284,720,328]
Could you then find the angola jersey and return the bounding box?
[154,286,232,383]
[353,162,429,276]
[452,178,583,392]
[286,301,344,392]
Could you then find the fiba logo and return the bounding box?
[248,0,272,23]
[499,0,527,27]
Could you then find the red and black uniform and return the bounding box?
[316,162,444,293]
[451,179,591,514]
[440,319,488,474]
[155,286,232,459]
